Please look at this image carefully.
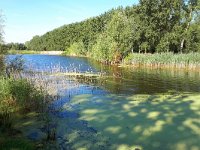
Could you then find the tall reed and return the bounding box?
[123,52,200,70]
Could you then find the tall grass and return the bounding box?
[1,55,107,148]
[0,76,47,129]
[8,50,41,54]
[123,52,200,70]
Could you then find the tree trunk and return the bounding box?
[180,39,185,53]
[180,8,193,53]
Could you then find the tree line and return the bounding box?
[26,0,200,63]
[1,43,27,51]
[0,14,26,52]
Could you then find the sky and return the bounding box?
[0,0,138,43]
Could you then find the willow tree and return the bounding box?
[92,10,137,63]
[180,0,200,52]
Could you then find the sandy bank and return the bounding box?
[39,51,63,55]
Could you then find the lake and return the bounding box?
[7,54,200,94]
[6,54,200,150]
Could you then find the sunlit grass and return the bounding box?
[123,52,200,70]
[7,50,63,55]
[8,50,41,54]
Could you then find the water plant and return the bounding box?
[0,76,45,129]
[123,52,200,70]
[1,55,110,149]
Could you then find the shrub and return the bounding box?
[0,76,45,129]
[0,77,14,128]
[64,41,86,56]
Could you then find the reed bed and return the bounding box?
[0,56,108,149]
[0,76,46,129]
[123,53,200,70]
[3,61,105,115]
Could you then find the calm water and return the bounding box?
[6,54,200,150]
[7,54,200,95]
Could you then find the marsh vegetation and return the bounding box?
[0,0,200,150]
[0,55,199,150]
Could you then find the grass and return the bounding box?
[0,56,65,149]
[0,59,97,149]
[8,50,63,55]
[0,76,50,147]
[0,76,47,149]
[0,135,35,150]
[8,50,42,54]
[123,52,200,70]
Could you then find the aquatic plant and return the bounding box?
[123,52,200,70]
[0,77,47,128]
[1,55,109,149]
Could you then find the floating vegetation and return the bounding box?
[2,54,200,150]
[1,55,109,149]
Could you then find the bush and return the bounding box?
[64,41,86,56]
[5,55,24,77]
[0,77,14,128]
[0,77,45,128]
[0,135,34,150]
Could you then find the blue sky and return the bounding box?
[0,0,138,43]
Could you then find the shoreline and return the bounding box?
[119,63,200,72]
[39,51,63,55]
[8,50,63,55]
[7,50,200,71]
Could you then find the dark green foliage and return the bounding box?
[0,43,27,54]
[8,43,27,50]
[0,77,44,128]
[0,56,4,75]
[26,10,114,51]
[0,14,27,53]
[27,1,200,63]
[64,41,86,56]
[134,0,200,53]
[0,136,34,150]
[184,22,200,52]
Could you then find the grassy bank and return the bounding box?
[8,50,41,54]
[8,50,200,70]
[8,50,63,55]
[62,51,200,70]
[0,57,91,149]
[0,76,48,149]
[123,53,200,70]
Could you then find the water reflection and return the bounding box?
[7,54,97,73]
[88,59,200,94]
[6,54,200,95]
[5,54,200,149]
